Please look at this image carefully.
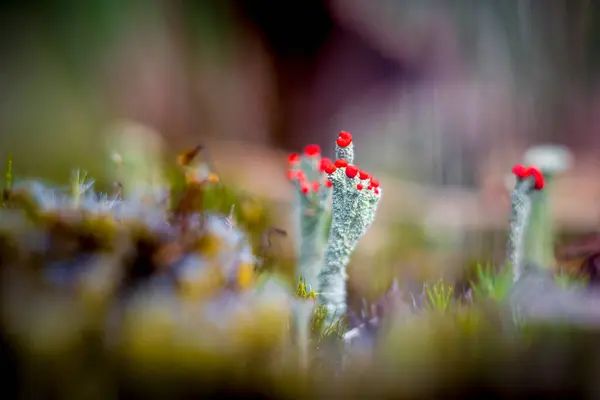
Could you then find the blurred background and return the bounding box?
[2,0,600,291]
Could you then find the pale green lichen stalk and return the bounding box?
[506,164,545,282]
[523,145,572,268]
[315,131,381,326]
[287,145,333,290]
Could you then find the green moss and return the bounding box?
[425,279,455,312]
[296,277,317,300]
[470,263,513,303]
[5,140,600,398]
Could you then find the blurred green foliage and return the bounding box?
[425,279,455,311]
[470,263,513,303]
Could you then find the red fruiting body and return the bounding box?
[511,164,545,190]
[288,153,301,165]
[336,137,352,147]
[359,170,369,180]
[312,181,320,191]
[339,131,352,141]
[301,185,310,195]
[324,164,337,174]
[345,165,359,178]
[325,179,333,188]
[337,131,353,147]
[304,144,321,157]
[370,178,380,188]
[512,164,528,179]
[320,157,332,172]
[286,170,295,180]
[334,159,348,168]
[527,166,545,190]
[374,188,379,194]
[357,183,363,191]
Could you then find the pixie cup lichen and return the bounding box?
[318,132,381,326]
[287,131,382,328]
[507,164,545,282]
[523,145,572,269]
[287,145,333,290]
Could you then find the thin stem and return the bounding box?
[507,176,535,282]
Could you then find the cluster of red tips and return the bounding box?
[512,164,545,190]
[367,178,380,194]
[303,144,321,157]
[324,157,381,195]
[336,131,353,147]
[287,148,335,195]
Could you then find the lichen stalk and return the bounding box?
[506,164,545,283]
[318,181,354,323]
[508,177,535,282]
[297,209,327,289]
[335,131,354,163]
[287,145,332,290]
[316,132,381,327]
[523,145,572,269]
[526,186,552,267]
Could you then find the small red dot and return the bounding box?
[303,144,321,157]
[301,185,310,194]
[370,178,380,188]
[312,181,320,191]
[345,165,359,178]
[288,153,301,165]
[334,159,348,168]
[286,170,295,180]
[374,188,380,195]
[325,179,333,188]
[357,183,363,191]
[359,170,369,180]
[320,157,332,172]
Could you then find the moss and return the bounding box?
[425,279,455,311]
[5,141,600,399]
